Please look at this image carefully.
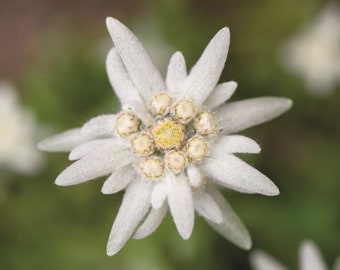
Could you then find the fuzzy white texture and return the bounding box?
[251,240,340,270]
[39,17,293,256]
[280,3,340,96]
[0,82,43,175]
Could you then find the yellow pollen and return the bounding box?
[152,119,184,150]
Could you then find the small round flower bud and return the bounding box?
[194,110,218,136]
[130,133,155,156]
[140,156,164,179]
[115,111,139,137]
[185,136,208,161]
[149,92,173,117]
[171,98,196,124]
[165,150,187,173]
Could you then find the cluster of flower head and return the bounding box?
[116,92,217,180]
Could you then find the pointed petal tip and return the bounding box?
[215,27,230,43]
[237,241,252,251]
[68,151,78,161]
[280,97,293,111]
[234,226,252,250]
[105,17,116,27]
[55,177,69,187]
[106,246,118,256]
[265,184,280,196]
[242,236,252,250]
[219,26,230,35]
[180,231,192,240]
[101,185,110,195]
[173,51,184,57]
[229,80,237,87]
[55,171,77,187]
[106,17,126,35]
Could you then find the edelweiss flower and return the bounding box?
[39,17,292,256]
[251,239,340,270]
[280,4,340,95]
[0,81,43,175]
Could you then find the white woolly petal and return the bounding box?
[106,17,166,101]
[106,49,152,125]
[206,185,251,250]
[69,138,124,161]
[299,240,327,270]
[81,114,117,138]
[132,203,168,240]
[55,145,134,186]
[106,48,141,103]
[217,97,293,134]
[182,27,230,105]
[38,128,87,152]
[151,181,167,209]
[209,135,261,155]
[187,164,203,188]
[204,81,237,109]
[166,51,187,97]
[203,155,279,196]
[250,250,288,270]
[193,191,223,224]
[101,165,136,194]
[106,179,153,256]
[166,171,194,240]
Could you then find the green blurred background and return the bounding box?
[0,0,339,269]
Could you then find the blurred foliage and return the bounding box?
[0,0,339,269]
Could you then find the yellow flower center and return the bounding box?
[152,119,184,150]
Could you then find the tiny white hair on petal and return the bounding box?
[166,51,187,98]
[55,146,135,186]
[101,165,137,194]
[69,138,125,161]
[106,48,141,103]
[205,184,251,250]
[132,203,168,240]
[187,164,203,188]
[81,114,117,138]
[151,181,167,209]
[209,135,261,155]
[299,240,328,270]
[38,128,88,152]
[182,27,230,105]
[106,179,153,256]
[250,250,288,270]
[106,17,166,102]
[193,190,223,224]
[216,97,293,134]
[106,49,152,125]
[203,155,279,196]
[204,81,237,109]
[166,171,194,240]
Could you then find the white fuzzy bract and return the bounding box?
[251,239,340,270]
[280,4,340,96]
[0,82,43,175]
[39,17,293,256]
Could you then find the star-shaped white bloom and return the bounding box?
[0,81,43,175]
[39,17,292,256]
[251,239,340,270]
[280,4,340,95]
